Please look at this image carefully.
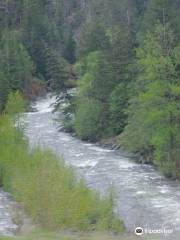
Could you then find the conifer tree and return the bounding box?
[0,30,34,111]
[122,23,180,176]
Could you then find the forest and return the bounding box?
[1,0,179,177]
[0,0,180,239]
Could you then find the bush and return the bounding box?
[75,99,103,141]
[5,91,26,115]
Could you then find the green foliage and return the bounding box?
[44,48,70,92]
[77,22,109,58]
[108,84,128,135]
[64,32,76,64]
[0,0,180,183]
[121,24,180,177]
[21,0,63,77]
[75,99,103,141]
[0,0,76,97]
[57,92,76,133]
[139,0,180,42]
[19,0,76,88]
[0,30,34,111]
[74,19,133,139]
[5,91,26,115]
[74,51,113,139]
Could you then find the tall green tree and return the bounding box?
[75,51,112,139]
[44,48,70,92]
[0,30,34,111]
[106,25,134,135]
[121,23,180,177]
[139,0,180,41]
[21,0,61,77]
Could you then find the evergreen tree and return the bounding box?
[121,23,180,177]
[75,21,134,138]
[75,51,112,139]
[0,30,34,111]
[106,24,134,135]
[44,48,69,92]
[139,0,180,41]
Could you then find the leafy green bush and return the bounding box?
[5,91,26,115]
[75,99,103,141]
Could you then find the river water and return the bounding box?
[0,190,18,236]
[24,94,180,240]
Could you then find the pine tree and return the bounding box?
[0,30,34,111]
[44,48,69,92]
[122,23,180,177]
[139,0,180,42]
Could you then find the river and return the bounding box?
[0,190,18,236]
[24,94,180,240]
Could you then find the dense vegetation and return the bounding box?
[68,0,180,178]
[0,0,180,202]
[0,0,77,111]
[0,92,123,233]
[0,1,180,238]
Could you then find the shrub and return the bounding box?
[75,99,103,141]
